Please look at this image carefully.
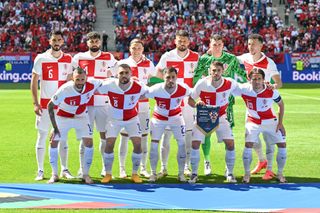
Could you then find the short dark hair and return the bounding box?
[118,63,131,72]
[248,34,264,43]
[163,66,178,75]
[49,30,63,38]
[87,31,101,40]
[210,61,224,69]
[175,30,189,38]
[210,34,223,42]
[248,68,265,79]
[73,66,86,75]
[130,38,144,47]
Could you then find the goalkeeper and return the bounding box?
[193,34,247,176]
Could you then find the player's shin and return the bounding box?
[141,135,148,169]
[103,152,114,174]
[160,130,171,171]
[202,136,211,162]
[49,147,58,175]
[99,138,106,168]
[190,148,200,175]
[226,149,235,175]
[276,147,287,175]
[177,141,186,175]
[253,138,265,162]
[185,131,192,167]
[59,140,68,171]
[266,143,275,171]
[150,142,159,175]
[243,147,253,175]
[79,140,85,173]
[132,152,142,174]
[83,146,93,176]
[119,135,129,170]
[36,130,48,172]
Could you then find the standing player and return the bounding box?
[156,30,199,177]
[31,30,74,181]
[47,67,102,184]
[72,31,117,177]
[188,61,239,183]
[117,38,156,179]
[146,67,191,182]
[237,68,287,183]
[193,34,247,176]
[237,34,283,179]
[99,64,147,184]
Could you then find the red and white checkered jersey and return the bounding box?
[72,51,117,106]
[191,77,239,116]
[237,53,279,82]
[237,83,280,124]
[98,79,147,121]
[156,49,199,88]
[119,56,156,112]
[32,51,73,109]
[146,83,191,120]
[51,78,102,118]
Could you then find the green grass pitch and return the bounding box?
[0,84,319,213]
[0,84,319,184]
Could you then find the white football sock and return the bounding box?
[149,142,159,174]
[177,142,186,175]
[79,140,85,173]
[276,148,287,175]
[243,147,252,175]
[103,152,114,174]
[185,131,192,168]
[160,130,171,171]
[35,130,48,172]
[49,147,58,175]
[132,152,142,174]
[119,135,129,169]
[59,140,68,171]
[226,150,235,175]
[83,147,93,176]
[266,143,275,170]
[99,139,106,172]
[141,135,148,169]
[253,138,265,162]
[190,148,200,175]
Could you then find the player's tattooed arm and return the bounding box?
[48,101,60,137]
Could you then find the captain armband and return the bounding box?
[273,96,282,103]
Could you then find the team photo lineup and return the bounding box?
[30,29,289,185]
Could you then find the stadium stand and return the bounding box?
[112,0,319,56]
[0,0,96,53]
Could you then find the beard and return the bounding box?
[177,46,187,52]
[51,45,61,51]
[89,46,100,52]
[120,78,129,84]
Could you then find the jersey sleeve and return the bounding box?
[267,59,280,78]
[32,55,42,76]
[190,79,202,100]
[109,54,118,77]
[51,85,67,105]
[272,89,282,103]
[144,84,157,98]
[236,54,245,65]
[228,55,247,83]
[97,79,111,94]
[71,54,80,69]
[148,60,156,76]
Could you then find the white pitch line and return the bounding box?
[281,92,320,101]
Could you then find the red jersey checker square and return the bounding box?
[42,63,59,81]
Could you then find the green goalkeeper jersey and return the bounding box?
[193,51,247,127]
[193,51,247,85]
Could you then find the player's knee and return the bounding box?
[36,130,48,148]
[192,141,201,149]
[277,143,286,148]
[245,142,254,148]
[224,140,234,150]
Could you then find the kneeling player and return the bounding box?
[146,67,191,182]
